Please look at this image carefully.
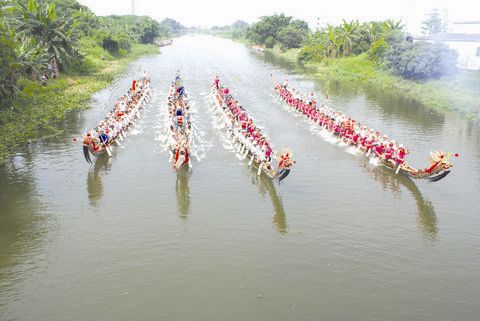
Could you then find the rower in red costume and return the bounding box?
[374,143,385,158]
[395,145,407,165]
[384,143,395,161]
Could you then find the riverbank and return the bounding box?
[266,47,480,120]
[0,43,159,162]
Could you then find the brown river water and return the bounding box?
[1,35,479,321]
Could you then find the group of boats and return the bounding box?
[81,71,456,183]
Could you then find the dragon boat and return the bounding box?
[273,81,456,182]
[82,74,151,164]
[211,81,294,181]
[167,74,192,171]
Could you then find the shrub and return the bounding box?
[368,38,389,64]
[385,41,458,80]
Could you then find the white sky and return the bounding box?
[77,0,479,34]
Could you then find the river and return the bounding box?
[1,35,479,321]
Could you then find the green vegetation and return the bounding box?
[0,0,181,160]
[208,20,249,40]
[246,14,308,49]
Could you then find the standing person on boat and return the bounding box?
[214,75,220,89]
[283,78,288,89]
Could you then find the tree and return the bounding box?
[422,9,448,35]
[15,0,79,74]
[383,19,404,32]
[17,40,50,79]
[277,24,305,49]
[385,41,457,79]
[0,32,19,109]
[338,19,359,56]
[138,17,161,44]
[160,18,185,34]
[246,13,292,47]
[325,24,341,58]
[277,19,308,49]
[368,38,389,64]
[231,20,249,30]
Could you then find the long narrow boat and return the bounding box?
[210,79,294,181]
[273,80,456,181]
[167,74,192,171]
[82,74,151,164]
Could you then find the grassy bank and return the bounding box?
[0,43,159,161]
[266,47,480,120]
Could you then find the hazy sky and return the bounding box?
[77,0,479,34]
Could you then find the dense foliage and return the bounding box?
[0,33,18,109]
[0,0,180,110]
[246,14,308,49]
[385,41,458,80]
[297,17,458,81]
[299,19,404,62]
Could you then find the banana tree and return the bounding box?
[15,0,78,76]
[339,19,359,57]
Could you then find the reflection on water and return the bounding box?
[263,50,297,71]
[244,166,287,234]
[175,168,191,221]
[359,160,438,238]
[362,82,446,128]
[0,154,47,291]
[87,155,112,207]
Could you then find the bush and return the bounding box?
[385,41,458,80]
[265,36,275,48]
[298,46,314,63]
[368,38,389,64]
[277,24,307,49]
[0,34,18,110]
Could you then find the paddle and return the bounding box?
[105,145,112,157]
[257,162,264,176]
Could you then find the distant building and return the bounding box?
[415,21,480,70]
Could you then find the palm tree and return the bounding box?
[383,19,404,32]
[15,0,78,76]
[366,22,380,43]
[338,19,359,57]
[325,24,341,58]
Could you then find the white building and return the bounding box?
[415,21,480,70]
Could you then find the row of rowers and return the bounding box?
[277,83,408,167]
[216,82,274,163]
[83,76,150,150]
[167,80,191,135]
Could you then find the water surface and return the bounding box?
[1,35,479,321]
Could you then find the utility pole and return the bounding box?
[131,0,135,16]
